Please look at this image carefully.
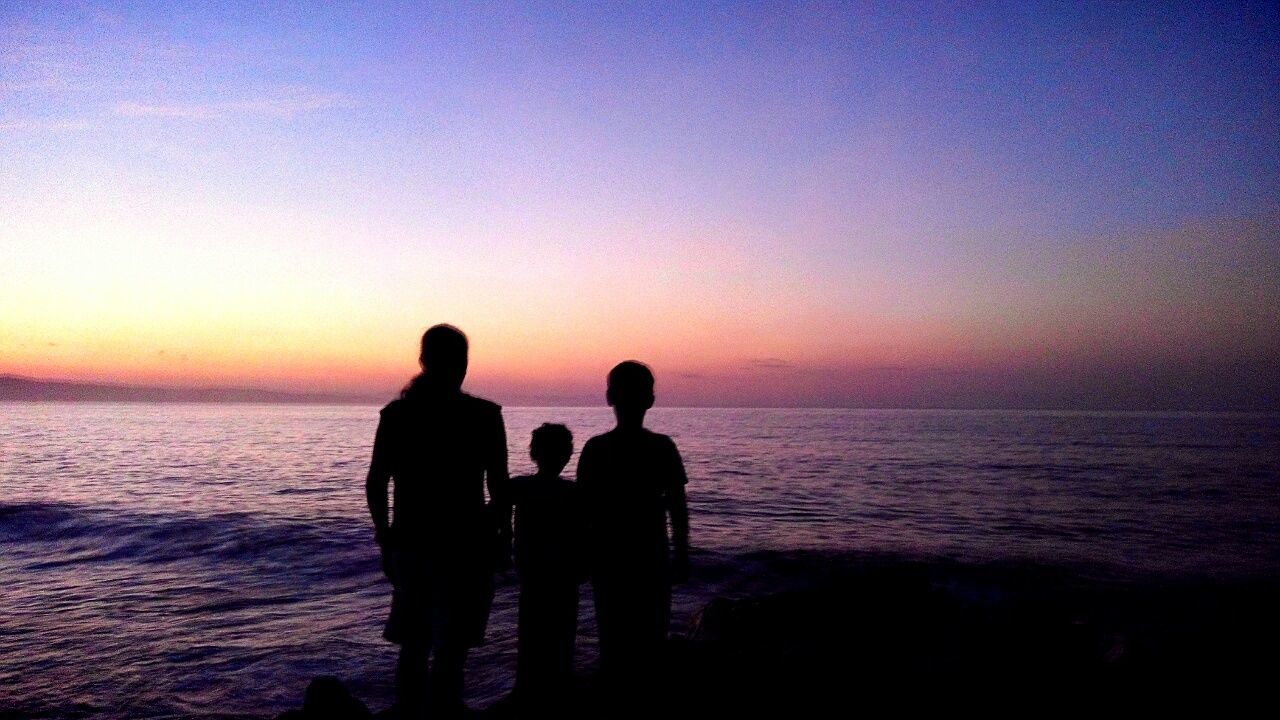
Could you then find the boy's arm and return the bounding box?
[667,440,691,584]
[669,484,690,583]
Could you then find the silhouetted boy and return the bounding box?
[506,423,583,709]
[576,361,690,697]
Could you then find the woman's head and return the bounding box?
[415,324,468,392]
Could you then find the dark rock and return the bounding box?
[274,676,372,720]
[668,558,1280,712]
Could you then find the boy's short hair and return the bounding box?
[530,423,573,468]
[607,360,655,406]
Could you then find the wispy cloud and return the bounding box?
[0,117,90,132]
[748,358,795,370]
[111,102,216,119]
[112,88,349,120]
[1,41,78,66]
[865,365,961,375]
[88,5,125,29]
[0,42,82,95]
[0,77,70,94]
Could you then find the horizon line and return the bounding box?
[3,373,1276,415]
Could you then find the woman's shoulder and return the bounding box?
[380,398,405,418]
[459,392,502,415]
[385,392,500,417]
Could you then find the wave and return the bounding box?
[0,502,377,578]
[4,502,1279,719]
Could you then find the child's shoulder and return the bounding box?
[507,473,537,496]
[512,474,574,491]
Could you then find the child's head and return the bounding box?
[530,423,573,474]
[606,360,655,426]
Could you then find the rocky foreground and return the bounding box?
[274,555,1280,718]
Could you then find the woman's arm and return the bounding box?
[365,414,393,547]
[485,408,512,569]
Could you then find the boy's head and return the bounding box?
[606,360,654,426]
[530,423,573,474]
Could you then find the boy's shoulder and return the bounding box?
[645,428,677,444]
[580,432,608,455]
[580,430,679,464]
[638,428,680,453]
[586,427,675,444]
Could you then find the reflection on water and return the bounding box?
[2,403,1278,717]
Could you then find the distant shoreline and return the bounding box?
[0,374,379,405]
[3,375,1276,413]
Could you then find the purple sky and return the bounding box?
[1,2,1277,408]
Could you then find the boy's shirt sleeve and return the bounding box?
[575,437,598,490]
[567,481,591,582]
[666,437,689,489]
[487,405,509,487]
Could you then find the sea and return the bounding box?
[2,403,1278,718]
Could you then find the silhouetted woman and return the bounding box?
[365,324,509,718]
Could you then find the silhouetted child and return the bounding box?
[507,423,583,708]
[576,361,690,699]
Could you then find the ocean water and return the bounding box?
[1,403,1278,718]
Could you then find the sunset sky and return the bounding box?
[2,1,1278,408]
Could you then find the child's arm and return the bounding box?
[669,483,690,583]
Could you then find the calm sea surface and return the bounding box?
[2,403,1278,717]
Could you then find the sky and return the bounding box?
[1,1,1278,409]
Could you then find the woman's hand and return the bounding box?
[671,547,690,585]
[493,527,514,572]
[375,527,398,586]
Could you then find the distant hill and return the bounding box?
[0,375,379,404]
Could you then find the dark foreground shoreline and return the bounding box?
[269,552,1280,718]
